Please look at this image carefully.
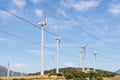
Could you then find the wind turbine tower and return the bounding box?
[38,16,47,76]
[7,62,10,77]
[12,71,14,76]
[21,64,24,76]
[55,35,61,74]
[93,51,96,72]
[81,44,87,72]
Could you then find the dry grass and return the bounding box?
[3,74,120,80]
[104,75,120,80]
[0,75,66,80]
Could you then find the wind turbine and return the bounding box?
[38,16,47,76]
[81,44,87,72]
[7,61,10,77]
[12,71,14,76]
[51,54,54,72]
[21,64,24,76]
[93,51,96,72]
[55,34,61,74]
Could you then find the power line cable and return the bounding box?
[0,7,82,48]
[63,0,120,42]
[0,28,118,71]
[0,29,39,45]
[0,28,80,58]
[38,1,120,50]
[0,6,119,64]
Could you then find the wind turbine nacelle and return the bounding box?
[93,52,96,55]
[55,36,61,40]
[38,22,47,27]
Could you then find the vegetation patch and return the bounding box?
[28,67,117,80]
[13,78,26,80]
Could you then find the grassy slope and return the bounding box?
[29,67,117,78]
[104,75,120,80]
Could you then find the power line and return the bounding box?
[38,0,120,50]
[0,27,118,71]
[86,49,120,61]
[0,7,82,49]
[0,7,82,59]
[25,1,120,61]
[25,1,120,55]
[0,28,80,59]
[0,29,39,45]
[0,7,119,63]
[0,6,119,67]
[63,0,120,43]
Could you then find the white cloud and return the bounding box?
[57,10,66,17]
[27,49,54,55]
[109,4,120,16]
[61,0,72,8]
[12,0,26,9]
[113,25,120,35]
[61,0,99,12]
[64,62,76,67]
[0,10,10,18]
[45,43,76,48]
[47,17,72,32]
[13,63,28,68]
[0,10,12,22]
[0,38,7,42]
[72,1,99,12]
[32,0,42,3]
[27,50,40,55]
[35,9,43,17]
[0,10,17,23]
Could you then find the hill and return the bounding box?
[0,65,25,76]
[29,67,117,80]
[116,69,120,74]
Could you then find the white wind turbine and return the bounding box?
[55,34,61,74]
[38,16,47,76]
[93,51,96,72]
[81,44,87,72]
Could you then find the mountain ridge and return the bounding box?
[116,69,120,74]
[0,65,26,76]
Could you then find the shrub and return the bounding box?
[57,73,62,76]
[12,78,26,80]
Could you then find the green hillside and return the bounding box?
[29,67,117,80]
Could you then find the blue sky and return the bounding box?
[0,0,120,73]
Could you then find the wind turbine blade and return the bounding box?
[85,43,87,48]
[44,15,47,25]
[8,61,9,68]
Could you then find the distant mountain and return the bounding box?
[116,69,120,74]
[0,65,26,76]
[0,65,8,76]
